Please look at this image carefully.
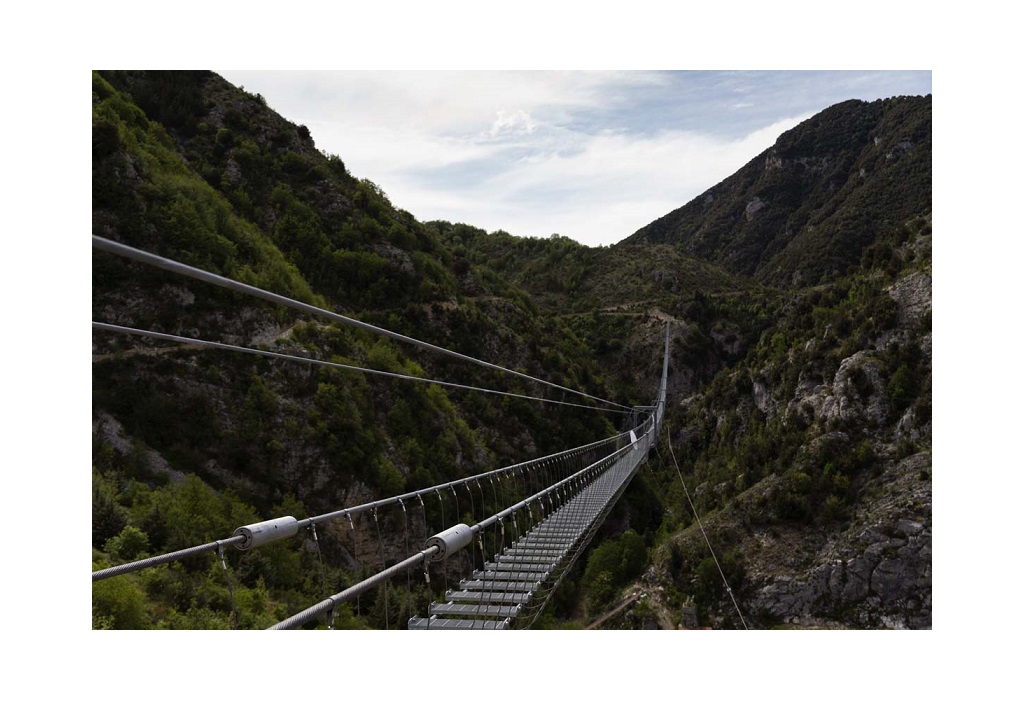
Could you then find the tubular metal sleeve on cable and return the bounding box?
[87,429,629,579]
[92,235,633,412]
[92,322,625,414]
[272,435,646,629]
[91,535,247,582]
[269,549,433,629]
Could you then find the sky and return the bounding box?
[218,70,931,246]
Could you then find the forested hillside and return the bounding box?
[92,70,625,628]
[92,71,930,630]
[624,96,931,288]
[635,214,932,629]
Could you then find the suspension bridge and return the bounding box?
[91,235,669,630]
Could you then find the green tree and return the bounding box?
[92,572,147,629]
[92,469,127,548]
[104,525,150,561]
[889,363,917,413]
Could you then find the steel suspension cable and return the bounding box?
[92,235,633,412]
[438,490,448,596]
[216,542,238,629]
[372,508,388,629]
[310,522,328,600]
[270,548,434,630]
[92,322,628,414]
[92,429,633,582]
[450,487,462,579]
[665,430,748,630]
[400,500,412,624]
[346,513,360,617]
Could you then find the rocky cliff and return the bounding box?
[623,96,931,287]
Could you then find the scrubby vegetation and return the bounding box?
[626,97,932,287]
[93,71,930,629]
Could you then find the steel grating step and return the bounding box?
[446,590,532,604]
[500,548,563,557]
[407,439,655,630]
[461,579,539,592]
[428,602,520,618]
[473,570,549,582]
[408,617,510,630]
[525,527,584,535]
[510,542,570,552]
[497,554,561,564]
[538,519,596,526]
[485,562,553,572]
[521,531,579,540]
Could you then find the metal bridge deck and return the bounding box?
[408,433,650,630]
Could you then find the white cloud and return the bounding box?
[489,109,536,137]
[220,70,665,136]
[390,114,811,245]
[214,70,905,246]
[304,120,492,172]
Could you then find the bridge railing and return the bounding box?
[270,418,654,629]
[91,236,671,628]
[92,429,633,582]
[273,323,669,630]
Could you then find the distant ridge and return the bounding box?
[621,96,931,287]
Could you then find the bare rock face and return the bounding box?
[744,453,932,628]
[889,270,932,327]
[787,376,829,423]
[93,412,186,484]
[780,350,888,426]
[751,376,772,413]
[744,197,768,221]
[754,522,930,627]
[372,242,416,275]
[818,351,888,425]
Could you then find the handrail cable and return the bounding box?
[303,432,622,528]
[92,322,626,414]
[92,235,633,412]
[270,432,645,629]
[92,429,627,582]
[91,535,246,581]
[273,326,666,624]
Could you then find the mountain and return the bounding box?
[92,70,625,629]
[92,72,931,630]
[623,96,931,287]
[634,212,932,629]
